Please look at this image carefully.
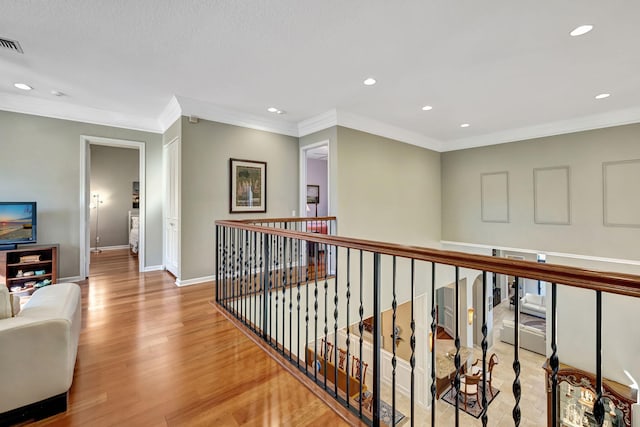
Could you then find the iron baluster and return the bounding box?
[481,271,488,426]
[550,282,559,425]
[513,276,521,426]
[454,265,461,426]
[593,291,605,426]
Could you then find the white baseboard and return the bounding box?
[58,275,84,283]
[175,275,215,287]
[143,265,164,272]
[91,245,129,251]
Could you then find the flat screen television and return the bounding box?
[0,202,37,250]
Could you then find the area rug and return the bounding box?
[355,393,406,426]
[379,398,405,426]
[441,385,500,418]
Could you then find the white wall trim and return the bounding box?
[80,136,146,279]
[157,96,182,132]
[445,107,640,152]
[441,240,640,267]
[337,110,443,152]
[175,275,215,287]
[1,93,162,133]
[300,140,331,220]
[90,245,130,251]
[176,95,298,136]
[143,265,165,272]
[297,109,338,137]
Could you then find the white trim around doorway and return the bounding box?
[299,140,331,219]
[80,135,146,278]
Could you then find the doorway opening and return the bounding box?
[80,136,145,279]
[299,141,329,218]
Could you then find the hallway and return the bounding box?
[30,249,349,426]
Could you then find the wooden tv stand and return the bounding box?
[0,245,58,294]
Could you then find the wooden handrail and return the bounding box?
[240,216,337,224]
[216,218,640,298]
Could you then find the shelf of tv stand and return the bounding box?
[7,260,53,267]
[7,273,53,283]
[0,245,58,292]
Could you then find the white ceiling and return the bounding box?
[2,1,639,151]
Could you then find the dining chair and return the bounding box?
[459,373,482,411]
[338,348,347,370]
[320,338,334,362]
[351,355,369,384]
[470,353,499,397]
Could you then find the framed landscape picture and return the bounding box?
[306,184,319,204]
[229,158,267,213]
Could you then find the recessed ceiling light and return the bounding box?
[421,105,433,111]
[14,83,32,91]
[267,107,278,113]
[363,77,376,86]
[595,93,610,99]
[50,90,64,97]
[570,25,593,37]
[460,123,470,128]
[276,110,285,115]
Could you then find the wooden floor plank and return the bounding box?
[25,249,352,427]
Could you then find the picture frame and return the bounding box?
[306,184,320,204]
[229,158,267,213]
[132,181,139,209]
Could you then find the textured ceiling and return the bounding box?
[1,1,639,150]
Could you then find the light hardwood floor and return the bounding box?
[28,249,351,427]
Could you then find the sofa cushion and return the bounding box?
[523,293,544,306]
[0,287,13,319]
[11,294,21,316]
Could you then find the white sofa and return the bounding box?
[520,293,546,318]
[500,319,546,355]
[0,283,82,423]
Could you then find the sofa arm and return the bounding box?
[0,317,77,413]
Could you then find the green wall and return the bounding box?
[442,123,640,261]
[336,126,442,246]
[0,110,163,278]
[180,116,299,281]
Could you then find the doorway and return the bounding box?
[299,141,330,218]
[80,136,145,278]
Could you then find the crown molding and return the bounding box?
[0,93,163,133]
[176,95,298,137]
[336,110,444,152]
[444,107,640,152]
[157,96,182,132]
[297,109,338,136]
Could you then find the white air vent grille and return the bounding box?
[0,38,24,54]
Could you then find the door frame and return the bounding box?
[299,140,331,218]
[163,136,180,279]
[80,136,146,278]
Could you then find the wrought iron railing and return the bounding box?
[215,217,640,426]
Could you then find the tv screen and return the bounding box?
[0,202,37,246]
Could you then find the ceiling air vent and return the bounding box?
[0,37,24,54]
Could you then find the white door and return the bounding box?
[443,285,455,337]
[164,138,180,277]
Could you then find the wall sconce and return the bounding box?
[468,307,474,325]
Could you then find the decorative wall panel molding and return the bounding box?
[481,171,509,223]
[534,166,571,225]
[603,159,640,227]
